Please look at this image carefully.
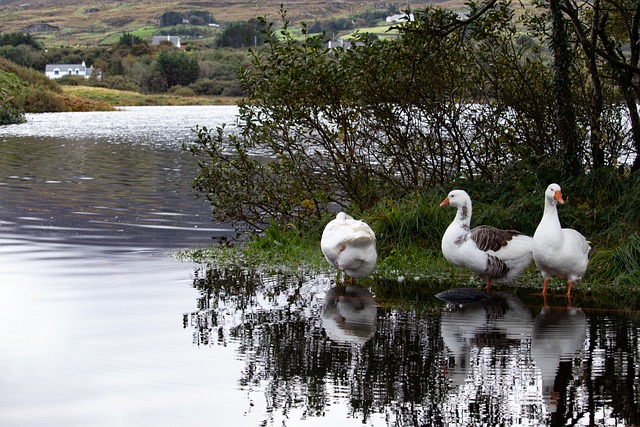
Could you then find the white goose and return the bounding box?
[321,212,377,280]
[440,190,534,290]
[533,183,590,296]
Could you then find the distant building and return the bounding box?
[385,13,415,23]
[152,35,181,48]
[45,61,96,80]
[326,39,354,50]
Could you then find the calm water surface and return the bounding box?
[0,106,638,427]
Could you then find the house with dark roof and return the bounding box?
[45,61,96,80]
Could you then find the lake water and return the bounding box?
[0,106,638,427]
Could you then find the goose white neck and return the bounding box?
[541,197,561,229]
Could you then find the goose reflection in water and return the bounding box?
[321,284,377,346]
[437,288,534,386]
[531,297,587,414]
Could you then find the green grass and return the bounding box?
[179,229,640,311]
[61,85,239,106]
[179,167,640,311]
[350,24,399,40]
[178,215,640,311]
[99,26,158,44]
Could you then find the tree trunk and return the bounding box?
[550,0,582,177]
[586,0,605,169]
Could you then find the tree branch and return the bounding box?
[561,0,640,76]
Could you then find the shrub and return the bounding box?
[169,85,196,97]
[189,78,224,95]
[97,75,139,92]
[19,86,67,112]
[221,82,243,97]
[0,57,60,93]
[0,106,25,124]
[57,75,88,86]
[1,68,28,122]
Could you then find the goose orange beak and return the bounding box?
[554,190,565,204]
[440,197,450,207]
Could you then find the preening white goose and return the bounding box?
[440,190,534,290]
[533,183,590,296]
[321,212,377,280]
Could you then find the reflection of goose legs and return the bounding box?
[531,299,586,413]
[540,292,574,307]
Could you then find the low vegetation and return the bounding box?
[2,1,639,304]
[61,85,238,106]
[0,2,412,122]
[184,3,640,304]
[182,169,640,309]
[0,57,113,123]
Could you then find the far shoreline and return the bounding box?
[62,85,241,108]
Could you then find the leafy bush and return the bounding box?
[187,6,558,233]
[117,32,146,47]
[221,81,243,97]
[0,57,60,93]
[97,75,140,92]
[155,50,200,88]
[0,103,25,125]
[169,85,195,97]
[0,32,44,49]
[0,66,30,120]
[19,86,67,112]
[216,19,268,48]
[590,233,640,285]
[0,44,46,69]
[189,78,225,95]
[57,75,88,86]
[0,78,25,125]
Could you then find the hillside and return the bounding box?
[0,0,466,46]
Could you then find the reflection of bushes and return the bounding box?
[183,266,450,423]
[184,266,640,426]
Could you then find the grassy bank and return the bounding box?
[180,228,640,311]
[180,170,640,311]
[61,86,240,107]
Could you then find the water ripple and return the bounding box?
[0,106,237,251]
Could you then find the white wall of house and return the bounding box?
[45,61,94,79]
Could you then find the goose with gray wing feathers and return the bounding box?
[440,190,534,290]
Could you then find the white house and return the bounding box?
[45,61,95,79]
[325,38,362,50]
[385,13,415,23]
[152,35,181,48]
